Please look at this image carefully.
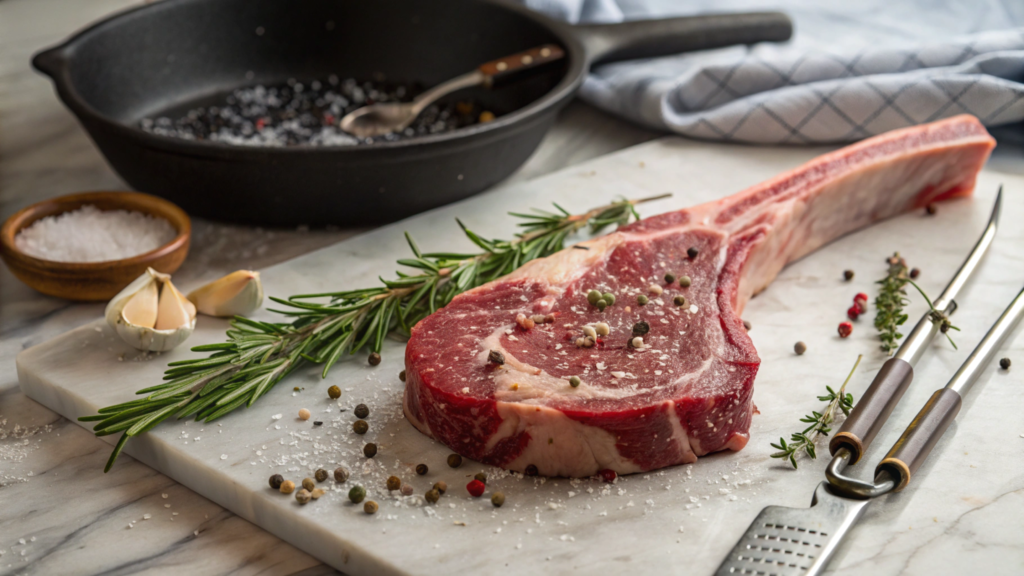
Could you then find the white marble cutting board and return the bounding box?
[17,138,1024,576]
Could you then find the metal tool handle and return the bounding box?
[828,189,1001,466]
[876,283,1024,491]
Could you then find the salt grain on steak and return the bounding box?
[403,115,996,477]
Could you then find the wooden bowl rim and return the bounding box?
[0,191,191,272]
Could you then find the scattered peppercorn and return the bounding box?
[328,385,341,399]
[843,270,854,281]
[364,500,378,514]
[396,483,411,496]
[368,352,382,366]
[298,408,311,421]
[399,370,407,382]
[926,203,937,215]
[488,350,505,365]
[313,421,323,426]
[743,320,752,330]
[664,273,676,284]
[631,336,644,349]
[598,469,617,483]
[474,472,487,484]
[387,476,401,490]
[447,453,463,468]
[425,488,440,504]
[491,492,505,507]
[794,341,807,355]
[910,268,920,279]
[569,376,581,388]
[466,479,486,497]
[269,474,284,490]
[602,293,616,306]
[587,289,602,305]
[363,443,377,458]
[295,489,312,504]
[847,305,861,321]
[353,420,369,434]
[334,467,349,482]
[679,275,692,288]
[280,480,295,494]
[838,322,853,338]
[1000,357,1011,370]
[354,404,369,419]
[632,321,650,336]
[594,322,610,336]
[416,463,429,476]
[673,295,687,307]
[596,299,608,311]
[348,485,366,503]
[525,464,539,476]
[637,294,649,305]
[315,468,328,482]
[311,488,325,499]
[687,247,699,259]
[302,477,315,491]
[433,481,447,495]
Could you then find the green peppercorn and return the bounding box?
[354,403,369,419]
[295,489,312,504]
[363,443,377,458]
[368,352,381,366]
[664,273,676,284]
[447,453,463,468]
[399,370,407,382]
[679,275,691,288]
[596,299,608,311]
[364,500,379,514]
[349,485,366,503]
[474,472,487,484]
[327,385,341,399]
[569,376,581,388]
[387,476,401,491]
[674,295,687,307]
[302,477,315,491]
[587,290,602,305]
[433,481,447,495]
[353,420,368,434]
[315,468,328,483]
[416,463,428,475]
[637,295,649,306]
[491,492,505,507]
[602,293,615,306]
[334,467,349,482]
[425,488,440,504]
[269,474,284,490]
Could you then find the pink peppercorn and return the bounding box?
[598,469,617,483]
[838,322,853,338]
[854,293,869,307]
[466,479,486,497]
[847,305,861,321]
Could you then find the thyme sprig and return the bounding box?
[873,252,958,353]
[771,355,861,469]
[82,194,670,472]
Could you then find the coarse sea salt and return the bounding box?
[14,205,176,263]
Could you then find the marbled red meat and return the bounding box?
[404,115,995,477]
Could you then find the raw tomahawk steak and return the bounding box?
[404,115,995,477]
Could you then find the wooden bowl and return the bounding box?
[1,191,191,301]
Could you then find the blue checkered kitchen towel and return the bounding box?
[521,0,1024,143]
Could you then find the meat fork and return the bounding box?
[717,188,1022,576]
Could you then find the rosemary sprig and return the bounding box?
[873,252,958,353]
[771,354,861,469]
[83,194,670,471]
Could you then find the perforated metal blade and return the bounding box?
[715,483,871,576]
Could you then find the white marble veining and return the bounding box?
[15,136,1024,575]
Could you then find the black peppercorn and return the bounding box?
[334,467,349,482]
[353,420,368,434]
[269,474,284,490]
[843,269,855,281]
[328,385,341,399]
[910,268,920,279]
[794,341,807,355]
[1000,357,1011,370]
[447,453,463,468]
[525,464,538,476]
[632,321,650,336]
[416,463,428,475]
[387,476,401,491]
[687,247,699,259]
[363,443,377,458]
[664,273,676,284]
[425,488,440,504]
[488,350,505,365]
[399,370,406,382]
[315,468,328,482]
[368,352,381,366]
[354,403,369,419]
[926,203,937,215]
[433,481,447,495]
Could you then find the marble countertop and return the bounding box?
[0,0,660,574]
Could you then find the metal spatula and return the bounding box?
[717,190,1023,576]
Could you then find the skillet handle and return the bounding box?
[574,12,792,65]
[479,44,567,84]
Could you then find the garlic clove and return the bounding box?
[187,270,264,317]
[155,280,196,330]
[121,279,159,328]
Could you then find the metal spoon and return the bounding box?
[339,44,565,138]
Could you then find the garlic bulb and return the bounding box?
[105,268,197,352]
[186,270,263,317]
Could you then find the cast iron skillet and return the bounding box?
[33,0,791,226]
